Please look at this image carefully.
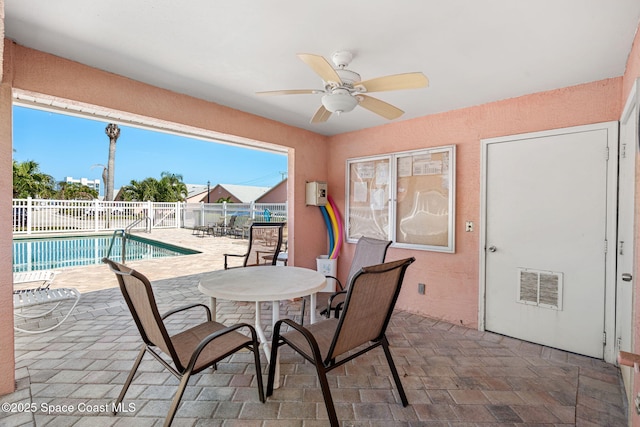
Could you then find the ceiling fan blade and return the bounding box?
[356,72,428,93]
[358,95,404,120]
[311,105,332,123]
[297,53,342,84]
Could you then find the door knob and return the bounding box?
[622,273,633,282]
[488,246,497,252]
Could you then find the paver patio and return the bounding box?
[2,229,628,426]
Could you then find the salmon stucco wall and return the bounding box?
[327,78,622,327]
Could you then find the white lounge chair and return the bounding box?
[13,270,80,334]
[13,270,58,290]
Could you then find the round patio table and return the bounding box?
[198,265,327,387]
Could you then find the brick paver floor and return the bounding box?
[2,229,628,426]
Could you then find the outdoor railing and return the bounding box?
[105,229,126,263]
[182,201,287,230]
[12,198,181,235]
[12,198,287,235]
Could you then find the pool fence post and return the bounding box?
[26,197,32,235]
[147,200,153,230]
[93,199,100,233]
[223,201,227,225]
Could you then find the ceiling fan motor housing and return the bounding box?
[336,69,361,86]
[322,89,358,114]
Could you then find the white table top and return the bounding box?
[198,266,326,302]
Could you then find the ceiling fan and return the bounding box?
[257,51,429,123]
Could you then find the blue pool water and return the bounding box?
[13,234,200,273]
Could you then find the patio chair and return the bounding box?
[266,257,415,427]
[192,224,207,236]
[223,222,285,269]
[13,270,58,290]
[228,216,253,239]
[210,217,226,236]
[300,236,391,324]
[13,270,81,334]
[216,215,236,236]
[103,258,264,427]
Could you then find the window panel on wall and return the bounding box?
[346,146,455,253]
[396,149,451,247]
[346,157,390,241]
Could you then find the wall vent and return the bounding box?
[517,268,563,310]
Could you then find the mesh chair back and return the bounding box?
[328,257,414,360]
[103,258,178,363]
[244,222,285,267]
[344,237,392,288]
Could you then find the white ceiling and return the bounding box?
[4,1,640,136]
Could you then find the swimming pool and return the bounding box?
[13,234,200,273]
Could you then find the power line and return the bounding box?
[236,172,283,186]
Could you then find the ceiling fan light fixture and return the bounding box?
[321,90,358,114]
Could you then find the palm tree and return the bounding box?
[121,177,160,201]
[104,123,121,201]
[159,171,188,202]
[12,160,55,198]
[56,181,98,200]
[120,172,188,202]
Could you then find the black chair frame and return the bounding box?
[267,258,415,427]
[223,222,285,269]
[103,258,265,426]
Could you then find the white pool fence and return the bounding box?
[12,198,287,235]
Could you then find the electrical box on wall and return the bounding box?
[306,181,327,206]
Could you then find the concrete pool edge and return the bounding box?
[12,232,202,273]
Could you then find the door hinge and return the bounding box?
[604,239,608,254]
[617,336,622,349]
[605,146,610,160]
[603,332,607,345]
[621,143,627,159]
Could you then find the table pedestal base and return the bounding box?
[208,293,317,389]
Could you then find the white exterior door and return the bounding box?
[617,81,638,407]
[481,122,618,360]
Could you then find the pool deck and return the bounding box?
[47,228,256,293]
[3,228,629,426]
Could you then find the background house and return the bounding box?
[256,179,287,203]
[200,183,270,203]
[184,184,209,203]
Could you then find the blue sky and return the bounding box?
[12,106,288,195]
